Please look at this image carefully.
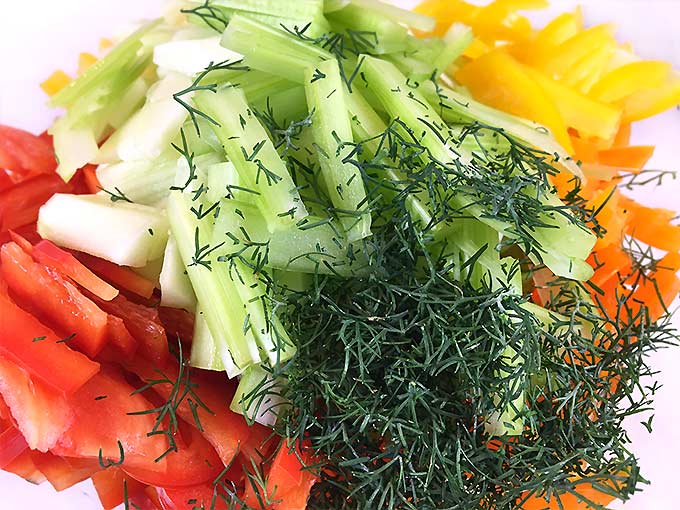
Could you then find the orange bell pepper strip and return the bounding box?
[520,481,618,510]
[619,196,680,252]
[598,145,655,170]
[612,123,631,146]
[454,50,573,153]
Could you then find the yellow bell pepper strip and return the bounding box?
[522,65,622,140]
[538,24,616,80]
[564,43,616,94]
[621,72,680,123]
[511,8,582,65]
[462,38,491,59]
[413,0,480,37]
[77,53,99,75]
[591,61,672,103]
[454,50,574,153]
[41,71,72,97]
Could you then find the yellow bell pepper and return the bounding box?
[563,43,616,94]
[590,61,671,103]
[621,73,680,122]
[539,24,616,80]
[462,38,491,59]
[78,53,99,75]
[454,50,573,153]
[522,65,622,140]
[510,8,582,66]
[40,70,72,97]
[414,0,480,37]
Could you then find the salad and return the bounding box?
[1,1,679,509]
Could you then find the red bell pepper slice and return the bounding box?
[77,252,156,299]
[0,125,57,175]
[0,292,100,394]
[0,174,70,232]
[0,425,29,469]
[50,368,170,472]
[92,468,147,510]
[89,292,168,365]
[0,355,71,452]
[30,453,102,491]
[1,242,109,358]
[32,240,119,301]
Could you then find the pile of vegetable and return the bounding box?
[1,0,679,509]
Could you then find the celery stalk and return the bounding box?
[304,59,371,241]
[212,211,296,366]
[159,233,197,311]
[230,364,288,427]
[167,191,261,369]
[327,3,409,54]
[221,15,330,83]
[193,87,308,227]
[50,20,169,181]
[361,56,595,281]
[345,0,436,33]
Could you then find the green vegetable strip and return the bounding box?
[50,21,167,181]
[360,55,595,281]
[193,87,308,227]
[304,59,371,241]
[213,201,367,276]
[212,210,296,366]
[187,0,324,20]
[346,0,436,32]
[189,303,246,378]
[221,15,330,83]
[327,3,410,54]
[418,80,584,178]
[167,191,260,369]
[96,152,178,207]
[431,23,474,77]
[230,364,287,426]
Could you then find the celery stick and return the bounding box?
[327,3,409,54]
[187,0,324,20]
[485,345,525,437]
[212,212,296,366]
[190,306,226,372]
[50,21,169,181]
[304,59,371,241]
[38,194,168,268]
[230,364,288,427]
[153,36,242,77]
[97,73,192,163]
[96,151,178,207]
[346,0,436,33]
[160,233,197,311]
[193,87,308,227]
[167,191,261,369]
[213,201,367,276]
[207,161,240,203]
[221,15,330,83]
[361,56,595,281]
[345,89,434,229]
[418,81,583,178]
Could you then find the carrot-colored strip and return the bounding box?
[76,252,156,299]
[598,145,654,170]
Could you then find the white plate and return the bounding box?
[0,1,678,509]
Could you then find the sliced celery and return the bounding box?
[361,56,595,281]
[346,0,436,33]
[95,151,178,207]
[213,201,367,276]
[327,3,409,54]
[190,306,226,372]
[230,364,287,427]
[193,87,307,227]
[485,345,525,437]
[221,15,330,83]
[167,191,261,369]
[212,211,296,366]
[159,233,197,311]
[304,59,371,241]
[96,73,192,163]
[207,161,240,203]
[50,21,169,181]
[153,36,242,77]
[37,194,168,268]
[418,81,583,178]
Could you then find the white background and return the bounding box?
[0,1,679,509]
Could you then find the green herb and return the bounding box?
[99,186,134,203]
[32,336,47,343]
[98,440,125,469]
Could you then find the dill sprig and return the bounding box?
[274,207,676,509]
[99,186,133,203]
[129,339,214,462]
